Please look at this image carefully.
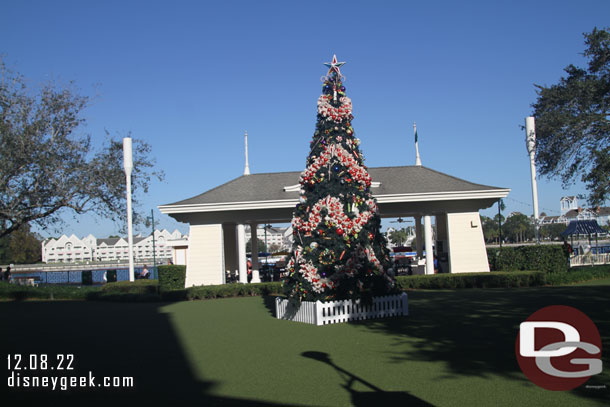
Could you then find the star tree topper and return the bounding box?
[324,54,346,77]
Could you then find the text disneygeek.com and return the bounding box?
[6,354,134,391]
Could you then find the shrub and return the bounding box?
[487,245,568,273]
[158,265,186,292]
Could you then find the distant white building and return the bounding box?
[42,234,95,263]
[539,197,610,227]
[42,229,185,263]
[560,196,579,216]
[245,225,292,251]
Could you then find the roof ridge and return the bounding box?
[249,169,302,175]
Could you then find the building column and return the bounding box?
[185,224,224,287]
[424,215,434,275]
[223,223,238,282]
[435,213,450,274]
[250,222,261,283]
[415,216,423,259]
[446,212,490,273]
[236,223,248,283]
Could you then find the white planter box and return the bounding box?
[275,292,408,325]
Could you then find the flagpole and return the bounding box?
[414,122,422,166]
[123,138,135,282]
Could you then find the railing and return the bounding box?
[276,293,408,325]
[9,268,155,285]
[3,259,170,273]
[570,253,610,267]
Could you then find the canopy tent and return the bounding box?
[561,220,606,237]
[562,220,606,262]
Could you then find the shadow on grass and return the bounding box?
[359,286,609,403]
[0,300,300,406]
[262,295,279,318]
[302,351,433,406]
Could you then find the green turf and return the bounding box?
[569,277,610,286]
[2,284,608,406]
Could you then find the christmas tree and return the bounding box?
[284,55,395,303]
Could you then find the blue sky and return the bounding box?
[2,1,609,237]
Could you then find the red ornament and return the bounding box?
[337,228,344,236]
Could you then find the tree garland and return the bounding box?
[317,95,352,122]
[292,195,376,236]
[287,246,335,294]
[300,144,371,188]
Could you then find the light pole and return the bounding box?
[525,117,540,243]
[123,137,135,282]
[263,224,271,265]
[498,198,505,249]
[148,209,157,279]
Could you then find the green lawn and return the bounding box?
[2,284,608,406]
[570,277,610,286]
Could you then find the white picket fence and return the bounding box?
[570,253,610,267]
[275,292,408,325]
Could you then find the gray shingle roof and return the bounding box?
[97,237,147,246]
[597,207,610,216]
[97,238,121,246]
[164,165,506,206]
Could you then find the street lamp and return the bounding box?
[147,209,157,279]
[263,224,272,265]
[123,137,135,282]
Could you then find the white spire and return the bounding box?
[414,122,422,166]
[243,130,250,175]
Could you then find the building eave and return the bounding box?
[158,188,510,215]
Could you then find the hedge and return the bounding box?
[545,265,610,285]
[396,271,547,290]
[0,281,100,301]
[487,245,568,273]
[1,267,608,302]
[158,265,186,292]
[89,280,161,302]
[186,282,282,300]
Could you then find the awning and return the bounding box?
[561,220,606,237]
